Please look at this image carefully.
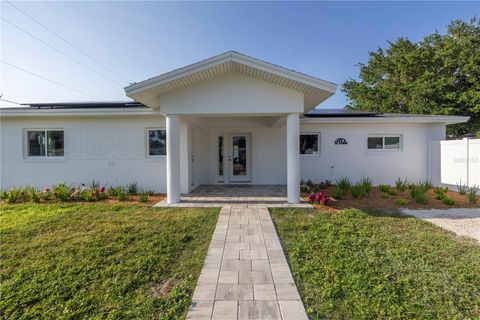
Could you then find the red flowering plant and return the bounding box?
[308,192,331,206]
[96,186,107,200]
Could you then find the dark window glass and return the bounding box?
[149,130,166,156]
[218,136,223,176]
[300,134,319,155]
[28,131,46,156]
[385,136,400,149]
[47,131,64,156]
[368,137,383,149]
[232,136,247,176]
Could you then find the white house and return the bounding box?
[0,51,469,203]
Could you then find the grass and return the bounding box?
[271,208,480,320]
[0,203,219,319]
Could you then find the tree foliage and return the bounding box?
[342,17,480,138]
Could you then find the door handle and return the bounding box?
[228,155,232,161]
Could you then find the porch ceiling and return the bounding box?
[125,51,337,113]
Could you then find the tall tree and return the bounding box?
[343,17,480,138]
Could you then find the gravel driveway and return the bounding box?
[402,208,480,242]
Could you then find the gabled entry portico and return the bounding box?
[125,51,337,204]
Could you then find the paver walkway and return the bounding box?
[186,204,308,320]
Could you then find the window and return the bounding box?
[218,136,224,176]
[367,135,401,150]
[27,130,64,157]
[148,129,166,156]
[300,133,319,155]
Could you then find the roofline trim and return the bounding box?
[301,115,470,125]
[124,51,338,96]
[0,108,160,117]
[1,108,469,124]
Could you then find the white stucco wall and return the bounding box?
[0,116,168,192]
[160,72,304,115]
[1,115,447,191]
[300,122,446,185]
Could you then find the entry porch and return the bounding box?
[166,114,302,204]
[154,185,312,208]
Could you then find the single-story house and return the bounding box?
[0,51,469,203]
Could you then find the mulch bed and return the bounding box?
[304,186,480,211]
[0,194,166,206]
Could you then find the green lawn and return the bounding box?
[0,203,219,319]
[271,208,480,320]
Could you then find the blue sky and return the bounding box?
[1,1,478,108]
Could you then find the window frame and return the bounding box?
[146,128,167,158]
[24,129,65,159]
[367,134,402,151]
[299,132,321,157]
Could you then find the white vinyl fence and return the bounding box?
[429,138,480,192]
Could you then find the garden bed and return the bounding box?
[301,178,479,211]
[304,186,479,211]
[0,182,165,205]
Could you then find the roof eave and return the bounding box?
[124,51,337,98]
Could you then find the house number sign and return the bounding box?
[335,138,348,145]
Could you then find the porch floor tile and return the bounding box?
[154,185,312,208]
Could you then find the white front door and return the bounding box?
[228,134,251,182]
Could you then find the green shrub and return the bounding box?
[107,186,123,197]
[332,187,346,199]
[379,184,390,193]
[395,177,408,191]
[26,186,41,203]
[82,189,97,202]
[1,188,24,203]
[467,186,479,204]
[418,180,433,191]
[396,198,410,205]
[410,186,428,204]
[380,184,397,195]
[127,182,138,195]
[381,194,389,199]
[139,193,149,202]
[387,189,398,196]
[350,178,373,199]
[434,187,448,195]
[335,177,351,193]
[359,177,373,195]
[116,188,127,201]
[435,193,445,201]
[52,183,72,202]
[434,187,448,201]
[457,180,469,195]
[351,184,365,199]
[144,190,155,196]
[89,180,101,190]
[442,197,455,206]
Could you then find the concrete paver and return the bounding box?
[186,200,308,319]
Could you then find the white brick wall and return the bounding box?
[0,114,449,192]
[0,116,168,191]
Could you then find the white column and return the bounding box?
[286,113,300,203]
[166,115,180,204]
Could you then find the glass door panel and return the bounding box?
[229,134,250,182]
